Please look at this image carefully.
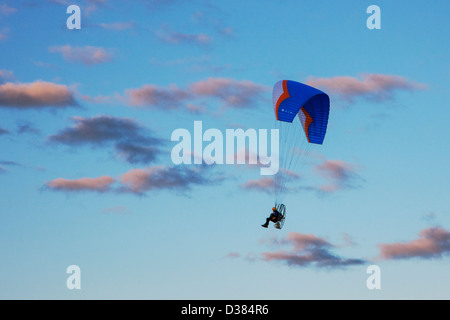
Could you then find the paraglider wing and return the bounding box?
[271,80,330,204]
[273,80,330,144]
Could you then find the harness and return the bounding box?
[270,211,281,222]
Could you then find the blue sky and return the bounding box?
[0,0,449,299]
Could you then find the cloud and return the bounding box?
[261,232,366,268]
[45,164,223,195]
[49,45,113,65]
[77,93,113,104]
[48,115,151,145]
[34,61,60,70]
[98,21,135,31]
[156,25,212,46]
[219,27,234,37]
[68,0,109,15]
[191,8,234,39]
[0,160,20,166]
[46,176,115,192]
[0,81,77,109]
[226,252,240,259]
[241,177,276,194]
[150,55,234,75]
[190,77,268,109]
[125,84,190,109]
[102,205,131,215]
[121,77,267,111]
[0,30,7,41]
[48,115,163,165]
[244,165,303,187]
[378,227,450,260]
[186,103,207,114]
[0,70,14,83]
[115,142,161,164]
[119,165,217,194]
[240,158,361,196]
[313,159,363,193]
[307,74,426,104]
[16,121,40,135]
[144,0,180,10]
[0,4,16,15]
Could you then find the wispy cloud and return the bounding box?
[0,81,77,109]
[49,45,113,65]
[0,30,7,41]
[16,120,40,135]
[156,25,213,46]
[313,159,363,194]
[0,4,17,15]
[240,156,362,196]
[225,252,240,259]
[48,115,151,145]
[45,164,223,195]
[50,0,110,15]
[119,165,219,194]
[307,74,426,104]
[46,176,115,192]
[144,0,180,10]
[149,55,235,75]
[115,142,161,165]
[98,21,135,31]
[260,232,366,268]
[190,77,268,109]
[378,227,450,260]
[190,8,234,39]
[120,77,267,111]
[124,84,191,109]
[0,70,14,83]
[48,115,164,165]
[102,205,131,215]
[241,177,276,194]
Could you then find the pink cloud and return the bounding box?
[0,81,77,109]
[261,232,366,268]
[226,252,240,259]
[47,176,115,192]
[378,227,450,260]
[314,159,362,193]
[125,84,190,109]
[49,45,113,65]
[45,165,219,195]
[241,177,276,194]
[105,76,268,112]
[283,233,331,251]
[190,77,268,108]
[307,74,426,103]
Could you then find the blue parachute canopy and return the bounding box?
[273,80,330,144]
